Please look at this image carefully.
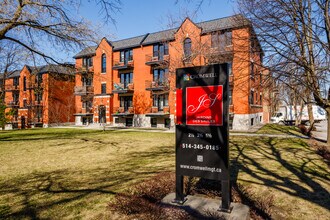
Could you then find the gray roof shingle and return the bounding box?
[74,14,251,56]
[110,34,148,51]
[73,46,97,59]
[142,29,176,46]
[197,14,250,34]
[27,64,75,76]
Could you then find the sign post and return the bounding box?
[174,64,231,212]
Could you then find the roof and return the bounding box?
[142,29,176,46]
[110,34,148,51]
[73,46,97,59]
[4,70,21,79]
[27,64,75,76]
[197,14,250,34]
[74,14,252,57]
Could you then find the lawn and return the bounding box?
[0,126,329,219]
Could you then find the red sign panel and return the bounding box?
[186,85,223,126]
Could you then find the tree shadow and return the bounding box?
[0,145,175,219]
[230,137,330,212]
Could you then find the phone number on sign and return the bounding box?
[181,143,220,151]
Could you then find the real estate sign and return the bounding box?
[174,64,230,211]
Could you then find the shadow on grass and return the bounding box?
[0,145,175,219]
[230,137,330,214]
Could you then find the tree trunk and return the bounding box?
[327,107,330,146]
[307,93,314,126]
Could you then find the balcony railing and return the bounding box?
[145,54,169,66]
[7,101,19,107]
[5,85,20,91]
[74,86,94,96]
[112,59,134,70]
[34,100,43,106]
[146,106,170,117]
[113,83,134,94]
[113,106,134,116]
[145,80,169,91]
[76,65,94,74]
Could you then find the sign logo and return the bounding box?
[186,85,223,126]
[183,74,191,81]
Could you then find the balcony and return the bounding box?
[74,107,93,116]
[5,85,20,91]
[113,106,134,117]
[145,80,169,91]
[206,46,234,64]
[112,60,134,70]
[74,86,94,96]
[146,106,170,117]
[76,65,94,74]
[145,54,169,66]
[7,101,19,107]
[113,83,134,94]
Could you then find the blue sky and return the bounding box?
[56,0,236,62]
[79,0,235,40]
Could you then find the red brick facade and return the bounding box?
[73,15,270,130]
[4,65,75,129]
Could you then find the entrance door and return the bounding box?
[98,106,106,123]
[21,116,26,129]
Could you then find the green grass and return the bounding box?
[0,126,329,219]
[257,123,303,136]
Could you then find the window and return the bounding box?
[120,96,133,111]
[211,31,232,51]
[151,118,157,127]
[250,62,255,78]
[229,87,233,105]
[165,118,171,129]
[13,77,19,86]
[153,68,168,85]
[82,76,93,86]
[35,92,42,102]
[101,83,106,94]
[153,94,168,110]
[23,77,26,91]
[153,43,169,59]
[83,57,93,67]
[35,74,43,84]
[120,49,133,64]
[120,72,133,88]
[23,99,27,108]
[249,90,254,104]
[260,93,262,105]
[82,101,92,109]
[183,38,192,59]
[228,62,232,75]
[101,54,106,73]
[13,92,19,103]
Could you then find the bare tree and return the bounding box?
[0,0,122,64]
[237,0,330,144]
[0,42,28,129]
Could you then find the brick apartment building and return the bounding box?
[73,15,271,130]
[3,64,75,129]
